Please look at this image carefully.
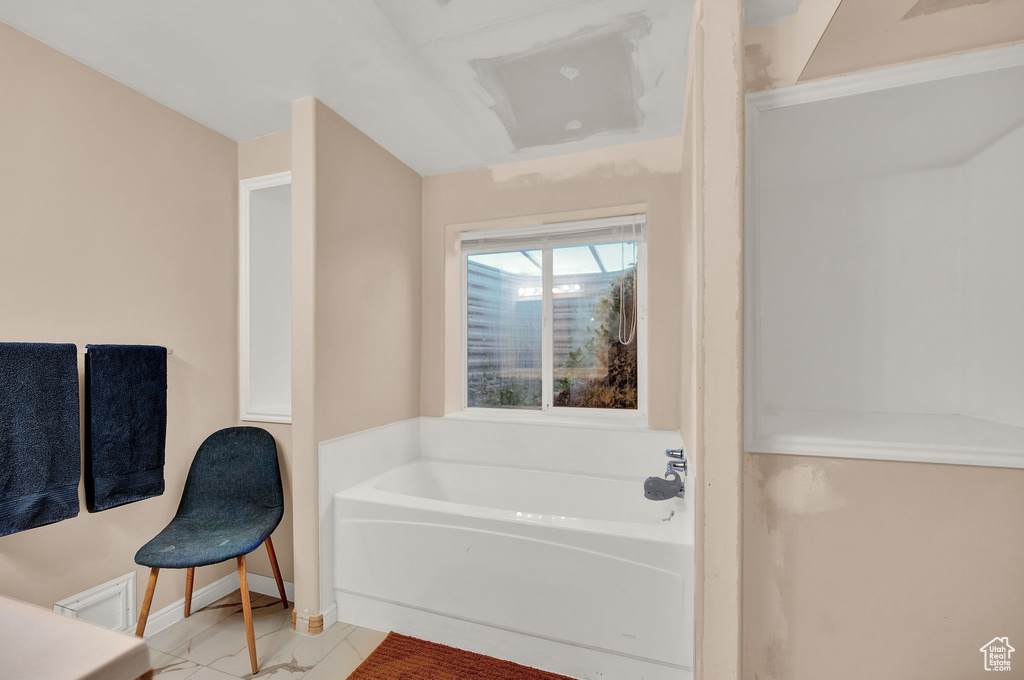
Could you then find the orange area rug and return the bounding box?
[348,632,576,679]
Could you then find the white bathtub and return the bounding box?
[332,458,693,679]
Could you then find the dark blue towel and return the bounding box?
[85,344,167,512]
[0,342,81,537]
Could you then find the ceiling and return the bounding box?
[0,0,694,176]
[758,62,1024,187]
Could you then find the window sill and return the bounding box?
[444,408,651,432]
[241,408,292,424]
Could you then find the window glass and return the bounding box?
[552,241,639,409]
[466,250,543,409]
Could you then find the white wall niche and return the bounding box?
[745,43,1024,468]
[240,171,292,423]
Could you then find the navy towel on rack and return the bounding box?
[0,343,81,537]
[85,344,167,512]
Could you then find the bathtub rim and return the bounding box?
[334,457,693,545]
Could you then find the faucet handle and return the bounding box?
[644,450,688,501]
[665,448,688,477]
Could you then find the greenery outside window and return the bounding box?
[461,215,647,420]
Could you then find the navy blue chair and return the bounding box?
[133,427,286,674]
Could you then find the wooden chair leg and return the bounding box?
[184,567,195,618]
[135,568,159,637]
[237,555,259,675]
[264,537,288,609]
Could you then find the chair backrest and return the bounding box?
[176,427,283,520]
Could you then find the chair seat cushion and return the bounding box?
[134,511,280,569]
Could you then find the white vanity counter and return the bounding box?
[0,595,151,680]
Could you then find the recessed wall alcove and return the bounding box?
[745,45,1024,468]
[240,171,292,423]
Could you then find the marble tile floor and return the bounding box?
[146,590,388,680]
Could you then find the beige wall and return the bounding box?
[289,98,422,617]
[801,0,1024,82]
[743,454,1024,679]
[0,23,239,612]
[421,137,685,430]
[239,131,291,181]
[289,98,319,618]
[744,0,843,91]
[312,103,422,444]
[237,131,294,584]
[745,0,1024,92]
[686,1,745,679]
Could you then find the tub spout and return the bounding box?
[644,471,683,501]
[644,448,688,501]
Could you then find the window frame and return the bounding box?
[459,215,649,426]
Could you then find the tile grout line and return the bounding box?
[154,592,377,680]
[172,596,304,678]
[153,592,278,679]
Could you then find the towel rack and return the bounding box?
[78,348,173,355]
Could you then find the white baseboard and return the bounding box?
[322,601,339,629]
[246,572,296,603]
[143,572,239,638]
[291,601,339,637]
[143,571,295,639]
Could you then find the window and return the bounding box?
[461,215,646,418]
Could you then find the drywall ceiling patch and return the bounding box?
[745,0,804,27]
[902,0,993,19]
[471,14,650,151]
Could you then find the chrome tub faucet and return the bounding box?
[644,447,688,501]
